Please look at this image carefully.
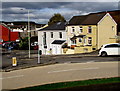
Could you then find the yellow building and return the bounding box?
[65,13,117,54]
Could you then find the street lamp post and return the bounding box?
[21,9,31,58]
[27,10,31,58]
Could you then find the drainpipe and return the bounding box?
[96,25,98,50]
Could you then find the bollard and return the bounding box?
[38,50,42,64]
[12,57,17,66]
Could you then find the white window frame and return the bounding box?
[79,38,82,43]
[59,32,62,38]
[84,38,86,45]
[88,37,92,45]
[71,27,75,33]
[79,26,83,33]
[112,26,115,31]
[71,40,76,45]
[88,26,92,34]
[50,32,53,38]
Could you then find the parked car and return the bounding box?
[2,42,11,49]
[31,41,38,50]
[0,39,3,47]
[99,43,120,56]
[2,41,19,50]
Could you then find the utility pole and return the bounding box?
[28,10,31,58]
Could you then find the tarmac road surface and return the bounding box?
[1,61,119,90]
[1,49,120,71]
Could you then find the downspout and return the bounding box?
[96,25,98,50]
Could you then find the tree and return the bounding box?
[19,37,29,50]
[48,13,66,25]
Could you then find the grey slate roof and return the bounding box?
[68,13,106,25]
[40,22,66,31]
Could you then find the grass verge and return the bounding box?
[11,77,120,91]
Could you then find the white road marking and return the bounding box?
[86,61,95,63]
[48,67,99,74]
[0,75,24,79]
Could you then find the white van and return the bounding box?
[99,43,120,56]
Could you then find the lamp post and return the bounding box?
[21,9,31,58]
[27,10,31,58]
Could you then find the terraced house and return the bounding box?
[65,12,117,54]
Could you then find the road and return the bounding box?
[1,61,119,90]
[1,49,120,70]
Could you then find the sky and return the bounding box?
[1,0,120,24]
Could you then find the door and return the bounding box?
[52,45,61,54]
[57,45,61,54]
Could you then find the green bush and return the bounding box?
[19,37,29,50]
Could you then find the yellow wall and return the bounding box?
[97,14,117,49]
[76,25,97,48]
[74,46,93,54]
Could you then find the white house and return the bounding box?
[38,22,66,55]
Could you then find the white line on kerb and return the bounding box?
[0,75,24,79]
[48,67,99,74]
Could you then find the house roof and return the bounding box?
[92,10,120,24]
[68,13,106,25]
[69,10,120,26]
[39,22,66,31]
[51,40,66,44]
[68,15,87,25]
[82,13,106,25]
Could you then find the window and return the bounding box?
[112,26,115,31]
[34,31,36,35]
[79,38,82,43]
[105,44,120,48]
[51,32,53,38]
[72,27,75,33]
[71,40,76,45]
[43,32,46,45]
[84,38,86,44]
[88,26,92,33]
[79,26,83,33]
[88,37,92,45]
[59,32,62,38]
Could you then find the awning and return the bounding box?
[51,40,66,44]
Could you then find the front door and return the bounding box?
[57,45,61,54]
[52,45,61,54]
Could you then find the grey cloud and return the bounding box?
[1,2,119,24]
[59,2,118,13]
[2,2,71,9]
[2,0,119,2]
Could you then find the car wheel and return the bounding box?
[100,52,107,57]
